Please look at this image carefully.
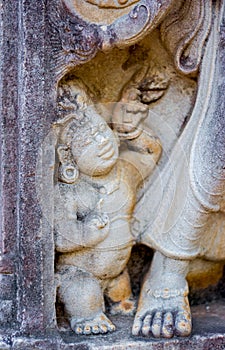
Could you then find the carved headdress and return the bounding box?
[55,112,92,147]
[56,78,96,146]
[57,77,93,113]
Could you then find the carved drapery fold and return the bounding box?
[160,0,213,75]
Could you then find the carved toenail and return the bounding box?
[76,326,82,334]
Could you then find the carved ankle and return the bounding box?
[146,285,189,299]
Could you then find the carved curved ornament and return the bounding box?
[49,0,213,79]
[160,0,212,74]
[85,0,139,9]
[48,0,176,78]
[62,0,174,41]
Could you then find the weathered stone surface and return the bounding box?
[0,301,223,349]
[0,0,225,347]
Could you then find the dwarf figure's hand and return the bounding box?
[86,213,109,229]
[84,212,110,244]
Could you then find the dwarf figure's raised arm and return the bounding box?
[112,67,162,181]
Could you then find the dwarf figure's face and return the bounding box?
[59,108,119,177]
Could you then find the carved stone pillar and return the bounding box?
[0,0,20,332]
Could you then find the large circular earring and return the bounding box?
[58,163,79,184]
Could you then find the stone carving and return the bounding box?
[47,0,174,79]
[37,0,225,342]
[47,1,102,79]
[160,0,213,74]
[54,75,162,334]
[85,0,139,9]
[131,0,225,339]
[47,0,214,88]
[0,0,225,347]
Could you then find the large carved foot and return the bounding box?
[132,288,191,338]
[71,312,116,335]
[132,252,191,338]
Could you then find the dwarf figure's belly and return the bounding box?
[57,220,134,279]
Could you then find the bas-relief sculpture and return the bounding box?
[39,0,225,341]
[54,73,162,335]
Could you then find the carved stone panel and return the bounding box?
[0,0,225,348]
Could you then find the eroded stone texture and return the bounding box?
[7,301,225,349]
[0,0,225,347]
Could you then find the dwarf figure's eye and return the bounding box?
[90,126,98,136]
[99,123,107,132]
[84,138,92,145]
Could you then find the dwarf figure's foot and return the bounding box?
[132,252,191,338]
[71,312,116,335]
[106,268,136,316]
[57,266,115,335]
[110,298,136,316]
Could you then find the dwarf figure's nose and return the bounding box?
[95,133,108,146]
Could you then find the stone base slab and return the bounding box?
[0,301,224,349]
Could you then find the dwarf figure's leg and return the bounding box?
[106,268,135,315]
[57,266,116,335]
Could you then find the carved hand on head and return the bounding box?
[112,66,150,138]
[112,63,169,138]
[112,87,149,136]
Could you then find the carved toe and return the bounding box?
[83,324,92,335]
[142,314,152,336]
[151,311,162,338]
[132,315,142,336]
[175,311,192,337]
[99,324,108,334]
[74,324,83,335]
[162,312,174,338]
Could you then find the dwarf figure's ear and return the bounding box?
[57,144,72,164]
[57,145,79,184]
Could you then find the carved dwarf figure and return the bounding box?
[42,0,225,341]
[54,81,161,335]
